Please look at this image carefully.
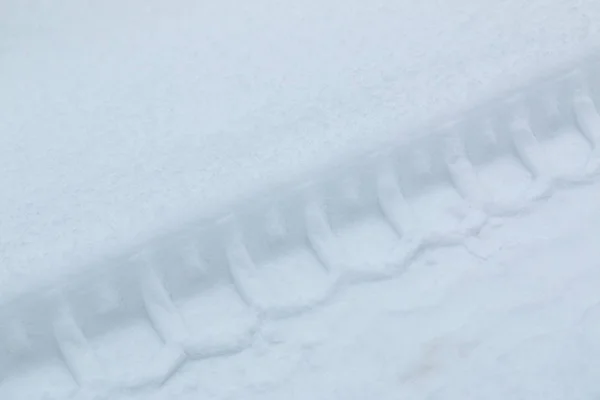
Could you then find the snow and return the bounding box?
[3,0,600,399]
[1,0,600,294]
[123,182,600,400]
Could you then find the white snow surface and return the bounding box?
[1,0,600,293]
[132,183,600,399]
[3,1,600,399]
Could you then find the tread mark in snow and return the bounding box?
[6,56,600,398]
[53,304,106,389]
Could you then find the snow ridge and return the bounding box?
[3,57,600,399]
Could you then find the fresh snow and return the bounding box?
[1,0,600,291]
[2,0,600,399]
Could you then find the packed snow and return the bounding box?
[2,0,600,399]
[1,0,599,292]
[143,182,600,400]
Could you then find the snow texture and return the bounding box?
[3,0,600,399]
[1,0,600,294]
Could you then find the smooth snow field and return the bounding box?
[3,0,600,399]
